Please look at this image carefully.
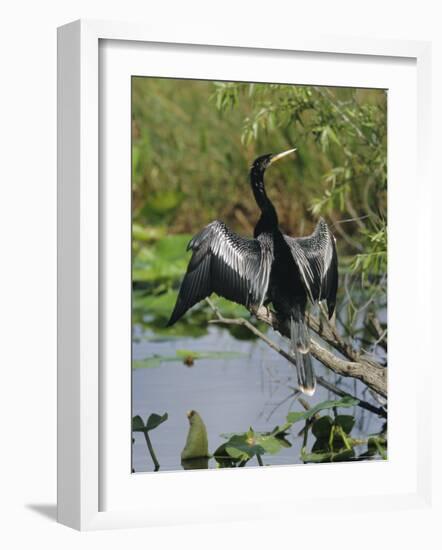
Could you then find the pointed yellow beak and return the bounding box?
[269,148,297,165]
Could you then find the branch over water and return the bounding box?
[206,298,387,399]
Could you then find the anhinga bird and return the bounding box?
[167,149,338,395]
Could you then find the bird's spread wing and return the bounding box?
[284,218,338,317]
[167,221,272,326]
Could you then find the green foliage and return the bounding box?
[286,396,359,424]
[132,78,250,235]
[132,234,192,286]
[303,413,357,463]
[132,412,168,433]
[132,78,388,353]
[131,231,265,340]
[211,82,387,285]
[214,424,291,467]
[211,396,386,467]
[285,397,387,464]
[364,435,388,460]
[133,77,387,291]
[351,221,387,281]
[132,412,168,472]
[131,79,389,471]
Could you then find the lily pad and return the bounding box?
[132,234,192,284]
[214,425,291,466]
[287,396,359,424]
[133,289,178,316]
[132,349,246,369]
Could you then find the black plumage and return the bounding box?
[166,149,338,395]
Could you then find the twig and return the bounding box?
[265,389,301,421]
[206,297,295,362]
[345,196,367,230]
[331,214,370,227]
[308,338,386,398]
[306,308,360,363]
[367,312,387,350]
[298,397,312,412]
[316,376,386,417]
[328,212,363,251]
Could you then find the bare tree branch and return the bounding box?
[306,306,359,362]
[367,312,388,351]
[250,304,387,398]
[205,298,387,399]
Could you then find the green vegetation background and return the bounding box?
[131,79,388,468]
[132,77,387,335]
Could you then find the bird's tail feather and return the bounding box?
[290,315,316,396]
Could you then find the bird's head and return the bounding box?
[250,148,297,179]
[250,148,297,231]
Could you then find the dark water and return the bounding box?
[132,324,385,473]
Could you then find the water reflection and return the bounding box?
[181,457,209,470]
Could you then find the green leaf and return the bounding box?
[311,415,334,440]
[367,436,387,459]
[145,412,168,431]
[214,425,291,466]
[256,435,283,455]
[225,445,252,461]
[270,422,292,437]
[132,413,168,433]
[132,234,191,284]
[132,289,179,317]
[335,415,355,434]
[214,297,249,318]
[212,443,239,467]
[132,415,145,432]
[132,224,165,243]
[287,396,359,424]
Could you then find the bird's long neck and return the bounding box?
[251,166,279,237]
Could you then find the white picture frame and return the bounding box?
[57,19,432,531]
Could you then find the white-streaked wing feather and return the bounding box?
[167,220,272,325]
[284,218,338,316]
